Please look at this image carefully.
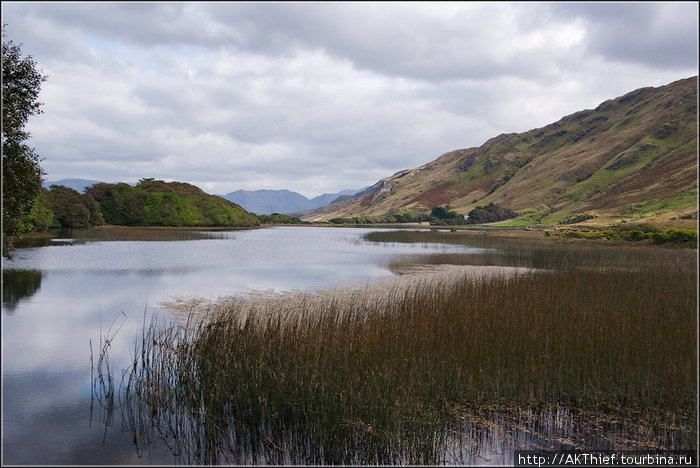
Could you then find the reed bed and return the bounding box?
[101,237,697,464]
[67,225,231,242]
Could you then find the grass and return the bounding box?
[550,223,697,245]
[624,189,698,219]
[96,234,697,464]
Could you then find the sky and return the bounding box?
[2,2,698,198]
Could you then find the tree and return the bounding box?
[2,27,47,257]
[45,185,104,229]
[466,202,515,224]
[24,188,55,232]
[430,205,460,220]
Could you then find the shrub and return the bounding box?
[666,229,697,244]
[431,205,460,220]
[259,213,304,224]
[466,202,515,224]
[557,226,697,246]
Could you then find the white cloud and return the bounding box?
[3,1,697,198]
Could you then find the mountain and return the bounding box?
[221,189,359,215]
[304,76,698,227]
[43,178,103,193]
[42,179,361,217]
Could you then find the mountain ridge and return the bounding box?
[302,76,698,227]
[42,179,362,216]
[221,188,361,215]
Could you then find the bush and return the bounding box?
[431,205,460,220]
[259,213,304,224]
[557,226,697,246]
[666,229,697,244]
[466,202,515,224]
[651,232,670,244]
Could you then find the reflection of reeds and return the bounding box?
[91,311,127,443]
[364,229,698,270]
[97,237,697,464]
[65,225,238,242]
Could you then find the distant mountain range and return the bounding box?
[303,76,698,227]
[42,179,363,216]
[220,189,361,215]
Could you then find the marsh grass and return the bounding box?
[97,235,697,464]
[365,229,697,270]
[67,225,234,242]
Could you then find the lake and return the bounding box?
[3,226,695,465]
[2,226,497,465]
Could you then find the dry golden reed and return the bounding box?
[101,234,696,464]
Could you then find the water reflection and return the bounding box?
[2,269,42,313]
[63,225,231,242]
[3,369,177,465]
[1,226,486,465]
[4,226,694,465]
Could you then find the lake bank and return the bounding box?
[14,219,697,252]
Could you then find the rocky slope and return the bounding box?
[304,76,697,227]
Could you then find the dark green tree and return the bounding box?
[46,185,104,229]
[2,28,47,257]
[466,202,515,224]
[430,205,459,220]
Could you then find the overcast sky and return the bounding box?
[2,2,698,198]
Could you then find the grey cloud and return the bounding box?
[10,2,218,48]
[3,2,697,198]
[550,2,698,69]
[10,2,568,82]
[201,2,564,81]
[7,2,696,79]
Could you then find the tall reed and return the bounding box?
[103,237,697,464]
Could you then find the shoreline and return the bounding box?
[14,221,697,250]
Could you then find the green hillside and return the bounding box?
[306,76,698,228]
[84,179,259,227]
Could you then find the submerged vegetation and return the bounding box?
[95,233,697,464]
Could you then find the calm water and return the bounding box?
[2,226,490,465]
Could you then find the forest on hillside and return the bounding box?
[26,179,260,230]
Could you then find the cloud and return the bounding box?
[193,2,588,81]
[2,2,697,198]
[551,2,698,69]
